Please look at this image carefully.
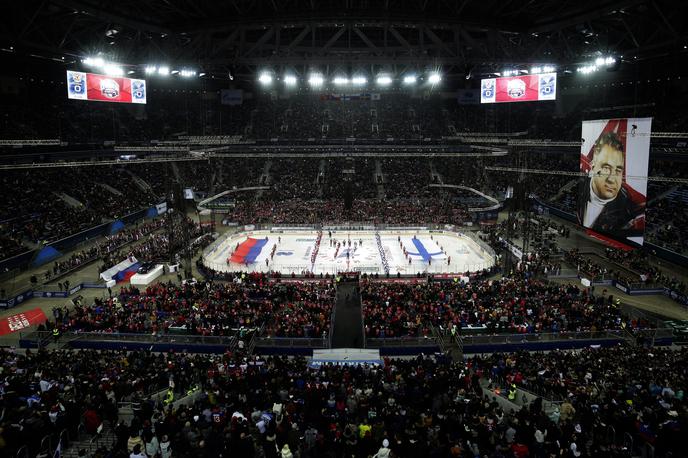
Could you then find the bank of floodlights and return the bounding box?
[428,73,441,84]
[376,75,393,86]
[258,72,273,85]
[351,76,367,86]
[403,75,417,85]
[308,74,324,87]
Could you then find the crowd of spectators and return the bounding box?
[0,167,161,257]
[44,217,168,280]
[0,232,26,259]
[474,345,687,457]
[645,186,688,255]
[604,248,687,294]
[53,278,333,339]
[265,159,322,201]
[322,158,378,200]
[227,198,469,226]
[361,276,630,339]
[0,347,219,458]
[4,344,684,458]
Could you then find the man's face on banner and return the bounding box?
[591,144,624,200]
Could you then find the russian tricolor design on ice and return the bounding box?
[230,238,268,264]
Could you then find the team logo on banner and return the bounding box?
[481,79,495,99]
[67,71,87,100]
[131,80,146,103]
[100,79,120,98]
[539,74,555,96]
[539,73,557,100]
[507,79,526,98]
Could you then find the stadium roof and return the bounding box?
[2,0,686,80]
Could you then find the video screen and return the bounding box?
[480,73,556,104]
[67,71,146,104]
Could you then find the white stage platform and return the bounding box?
[309,348,383,367]
[130,264,164,286]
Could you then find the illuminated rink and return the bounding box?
[203,228,494,276]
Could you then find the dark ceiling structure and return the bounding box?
[2,0,686,80]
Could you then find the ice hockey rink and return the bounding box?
[203,228,495,276]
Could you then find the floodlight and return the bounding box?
[376,76,392,86]
[351,76,367,85]
[158,66,170,76]
[145,66,157,74]
[403,75,417,85]
[428,73,441,84]
[103,65,124,76]
[333,77,349,85]
[284,75,297,86]
[258,73,273,85]
[308,74,324,87]
[83,57,104,67]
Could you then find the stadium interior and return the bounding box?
[1,1,688,457]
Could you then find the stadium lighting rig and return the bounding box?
[376,75,392,86]
[252,71,448,89]
[308,74,324,87]
[576,56,617,74]
[258,72,273,85]
[82,57,125,76]
[403,75,417,85]
[428,73,441,84]
[530,65,556,74]
[351,76,367,86]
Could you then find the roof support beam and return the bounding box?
[353,26,382,55]
[52,0,170,35]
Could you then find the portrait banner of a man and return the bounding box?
[577,118,652,245]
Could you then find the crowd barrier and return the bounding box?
[19,330,238,354]
[0,281,104,309]
[460,328,673,354]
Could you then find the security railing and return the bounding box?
[366,335,439,348]
[20,330,238,348]
[253,336,330,348]
[458,328,674,346]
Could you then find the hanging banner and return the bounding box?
[576,118,652,245]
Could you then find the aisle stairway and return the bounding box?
[330,278,364,348]
[61,421,117,458]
